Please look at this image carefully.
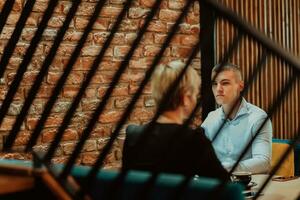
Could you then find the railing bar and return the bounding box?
[0,0,36,79]
[253,128,300,199]
[21,0,108,154]
[43,0,134,163]
[59,0,164,180]
[6,0,82,152]
[2,0,60,151]
[75,1,194,198]
[204,0,300,72]
[0,0,15,35]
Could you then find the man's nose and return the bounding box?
[216,83,223,91]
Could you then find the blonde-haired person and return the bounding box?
[122,60,229,181]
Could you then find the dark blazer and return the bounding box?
[122,122,229,181]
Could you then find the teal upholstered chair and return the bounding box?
[272,138,300,176]
[72,166,244,200]
[0,159,245,200]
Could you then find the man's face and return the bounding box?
[211,70,244,106]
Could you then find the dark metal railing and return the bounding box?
[0,0,299,199]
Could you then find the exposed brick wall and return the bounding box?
[0,0,200,169]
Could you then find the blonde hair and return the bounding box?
[151,60,200,111]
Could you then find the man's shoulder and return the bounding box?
[246,102,268,118]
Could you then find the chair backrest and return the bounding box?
[271,142,294,176]
[272,138,300,176]
[71,166,245,200]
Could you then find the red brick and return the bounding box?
[32,1,48,12]
[148,21,168,33]
[180,34,198,46]
[63,86,80,98]
[63,30,88,42]
[47,72,61,84]
[82,140,97,152]
[62,142,76,155]
[77,3,97,16]
[55,44,76,56]
[110,0,127,5]
[176,24,200,34]
[81,152,99,165]
[159,9,181,21]
[89,125,112,138]
[128,7,149,19]
[85,87,98,98]
[139,0,156,8]
[0,117,15,131]
[144,96,156,107]
[98,110,123,123]
[144,45,170,57]
[21,71,39,85]
[21,28,36,41]
[119,19,140,31]
[34,85,54,98]
[52,101,72,113]
[12,0,23,12]
[28,100,45,115]
[74,17,109,30]
[186,11,199,24]
[128,70,145,82]
[171,46,193,57]
[129,83,151,94]
[56,1,73,15]
[130,108,154,121]
[91,71,129,84]
[6,13,21,25]
[0,27,14,40]
[100,6,122,17]
[129,58,153,69]
[97,85,129,97]
[114,96,131,108]
[7,102,22,116]
[169,0,186,10]
[66,72,85,85]
[45,115,64,128]
[141,32,154,44]
[26,13,40,26]
[81,99,101,111]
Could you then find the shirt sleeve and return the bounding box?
[235,117,272,174]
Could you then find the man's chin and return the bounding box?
[215,99,224,105]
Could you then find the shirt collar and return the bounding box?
[220,98,249,121]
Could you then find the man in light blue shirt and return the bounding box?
[201,63,272,174]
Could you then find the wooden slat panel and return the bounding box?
[215,0,300,139]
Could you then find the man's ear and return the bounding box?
[239,80,245,92]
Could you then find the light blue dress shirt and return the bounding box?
[201,98,272,174]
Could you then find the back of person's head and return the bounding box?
[152,60,200,111]
[212,63,243,81]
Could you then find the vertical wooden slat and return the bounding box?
[214,0,299,139]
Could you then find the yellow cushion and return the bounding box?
[271,143,294,177]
